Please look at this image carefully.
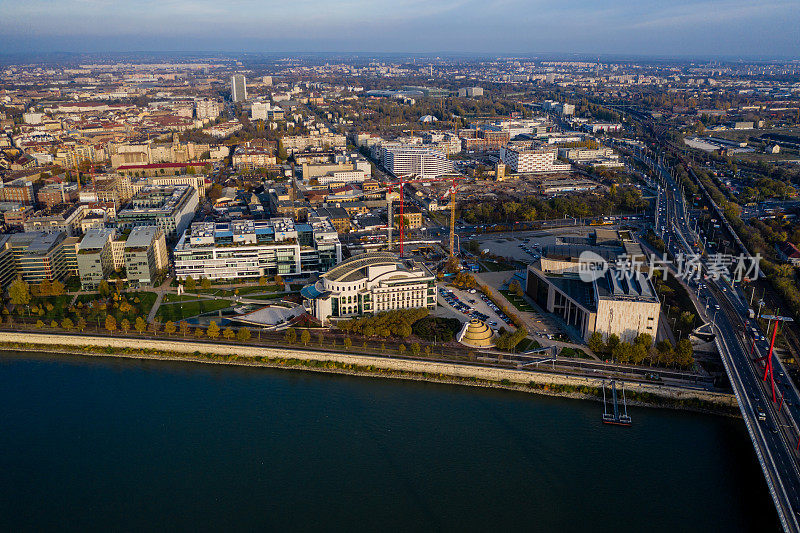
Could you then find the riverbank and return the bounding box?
[0,331,740,416]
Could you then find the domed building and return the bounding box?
[458,319,496,348]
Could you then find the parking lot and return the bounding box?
[466,228,597,263]
[436,285,512,330]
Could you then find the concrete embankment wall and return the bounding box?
[0,331,738,408]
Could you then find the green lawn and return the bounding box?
[29,295,74,322]
[156,299,233,322]
[248,293,287,301]
[515,338,541,353]
[163,293,205,303]
[237,285,282,295]
[500,290,534,312]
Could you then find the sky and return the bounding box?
[1,0,799,58]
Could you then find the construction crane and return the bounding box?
[380,175,465,257]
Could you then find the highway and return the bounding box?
[647,150,800,532]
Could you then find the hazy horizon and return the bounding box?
[1,0,798,59]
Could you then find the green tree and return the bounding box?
[317,330,324,346]
[588,331,605,354]
[51,320,58,328]
[184,276,196,291]
[179,320,190,337]
[258,276,267,286]
[8,277,30,306]
[343,337,352,349]
[676,339,694,367]
[200,277,212,290]
[121,318,131,334]
[424,345,432,356]
[98,280,110,298]
[76,317,87,332]
[164,320,176,335]
[411,342,421,356]
[194,327,204,338]
[105,314,117,333]
[207,321,220,339]
[134,316,147,334]
[223,327,235,340]
[51,280,65,296]
[398,343,406,355]
[61,317,74,330]
[606,333,620,353]
[35,319,44,328]
[301,329,311,346]
[237,327,251,342]
[284,327,297,344]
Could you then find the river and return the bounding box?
[0,351,779,532]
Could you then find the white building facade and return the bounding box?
[302,251,436,324]
[173,217,342,280]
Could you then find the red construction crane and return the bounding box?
[382,175,466,257]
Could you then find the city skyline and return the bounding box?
[1,0,799,58]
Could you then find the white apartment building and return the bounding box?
[251,101,270,121]
[381,145,455,178]
[301,251,436,325]
[195,99,222,120]
[500,146,572,173]
[318,169,369,185]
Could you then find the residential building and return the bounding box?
[173,217,342,281]
[231,74,247,103]
[251,101,270,121]
[23,204,86,236]
[500,146,572,173]
[458,87,484,97]
[0,179,36,205]
[311,207,351,233]
[301,251,436,325]
[36,183,80,208]
[393,203,422,228]
[116,185,198,240]
[195,99,222,120]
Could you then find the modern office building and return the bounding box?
[173,217,342,281]
[0,235,17,290]
[231,74,247,103]
[5,231,73,282]
[499,146,572,173]
[123,227,168,286]
[301,251,436,325]
[116,185,198,240]
[381,145,455,178]
[77,228,115,289]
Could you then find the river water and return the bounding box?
[0,351,779,532]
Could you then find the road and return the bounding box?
[648,148,800,532]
